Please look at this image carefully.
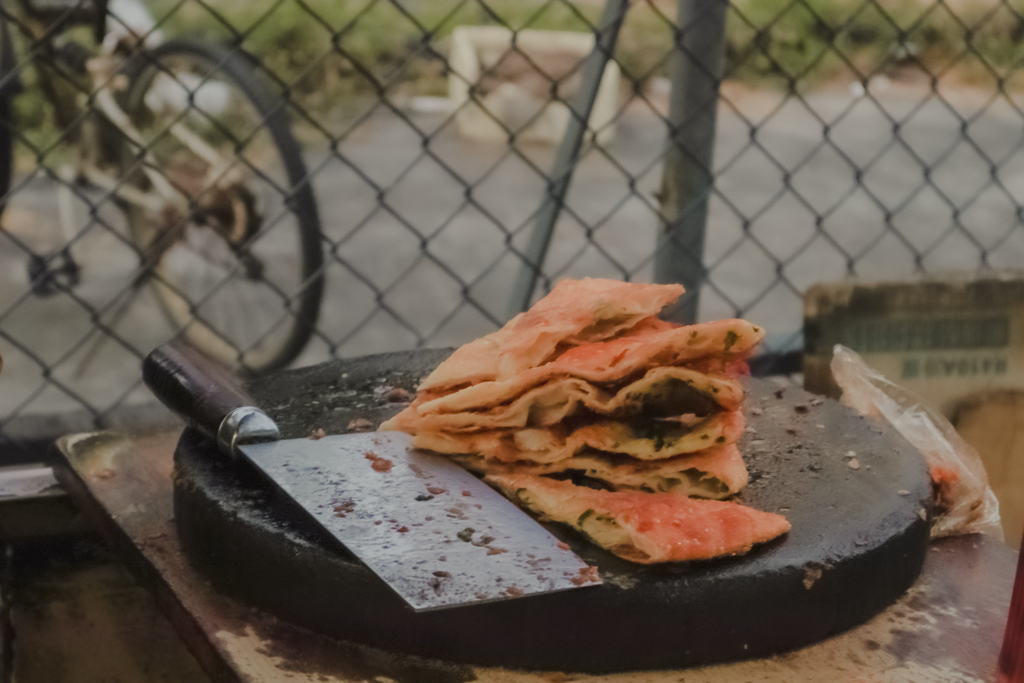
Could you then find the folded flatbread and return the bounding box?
[486,473,791,564]
[420,278,685,391]
[409,411,745,463]
[453,443,748,499]
[413,319,763,417]
[382,365,744,434]
[380,277,775,565]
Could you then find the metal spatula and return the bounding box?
[142,341,599,611]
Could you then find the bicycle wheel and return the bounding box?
[118,39,324,375]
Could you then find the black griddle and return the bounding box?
[172,349,933,673]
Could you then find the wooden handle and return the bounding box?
[142,340,257,444]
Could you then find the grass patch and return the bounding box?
[139,0,1024,114]
[726,0,1024,89]
[5,0,1024,170]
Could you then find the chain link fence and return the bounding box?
[0,0,1022,460]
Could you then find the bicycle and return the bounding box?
[0,0,325,375]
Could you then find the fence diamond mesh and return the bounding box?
[0,0,1022,459]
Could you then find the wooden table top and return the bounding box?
[52,428,1015,683]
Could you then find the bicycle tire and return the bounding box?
[119,39,324,376]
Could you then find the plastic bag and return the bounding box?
[830,344,1002,539]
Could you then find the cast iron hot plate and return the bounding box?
[172,349,931,672]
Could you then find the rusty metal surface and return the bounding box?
[6,538,210,683]
[53,427,1014,683]
[52,430,478,683]
[0,465,85,541]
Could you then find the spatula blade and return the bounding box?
[241,430,599,611]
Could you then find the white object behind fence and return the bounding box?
[448,26,620,145]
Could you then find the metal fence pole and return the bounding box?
[654,0,728,324]
[507,0,631,317]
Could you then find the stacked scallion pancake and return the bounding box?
[382,278,790,564]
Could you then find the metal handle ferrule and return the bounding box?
[217,406,280,458]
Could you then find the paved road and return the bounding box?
[2,82,1022,420]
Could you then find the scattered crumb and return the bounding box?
[462,490,472,497]
[503,585,524,597]
[557,541,571,551]
[347,418,374,433]
[571,566,601,586]
[898,489,910,496]
[364,451,394,472]
[750,407,764,416]
[433,570,451,578]
[803,563,823,590]
[427,486,447,495]
[309,428,326,440]
[487,546,508,556]
[786,428,798,435]
[333,499,356,517]
[794,404,809,414]
[94,468,116,479]
[395,526,409,533]
[918,508,928,521]
[385,387,414,403]
[445,506,467,520]
[847,458,860,470]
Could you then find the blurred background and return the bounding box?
[2,2,1024,679]
[1,0,1022,465]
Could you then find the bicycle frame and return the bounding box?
[3,0,241,225]
[3,1,327,374]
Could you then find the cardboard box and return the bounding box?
[804,273,1024,545]
[804,273,1024,415]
